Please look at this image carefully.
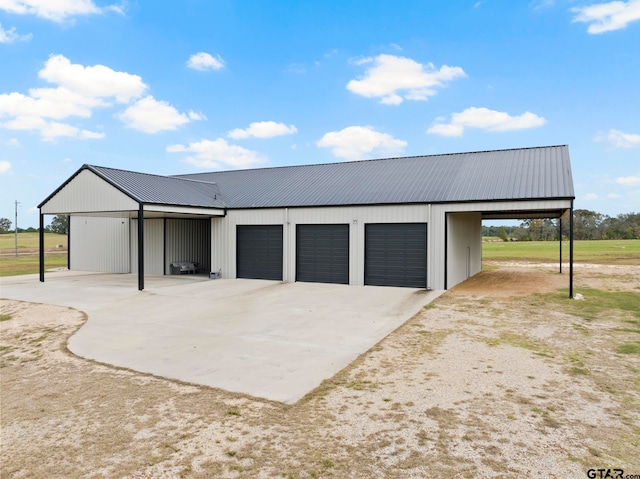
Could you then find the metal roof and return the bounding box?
[41,145,573,211]
[87,165,225,208]
[173,145,574,208]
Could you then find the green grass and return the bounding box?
[483,239,640,265]
[617,343,640,355]
[0,232,67,251]
[0,232,68,277]
[538,288,640,321]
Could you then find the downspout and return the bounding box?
[138,204,144,291]
[285,208,289,282]
[39,210,44,283]
[427,204,431,290]
[444,212,448,290]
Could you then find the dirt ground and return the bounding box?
[1,263,639,478]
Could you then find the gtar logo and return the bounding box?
[587,469,624,479]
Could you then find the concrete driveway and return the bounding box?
[1,271,443,403]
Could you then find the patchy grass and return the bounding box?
[2,264,640,477]
[617,343,640,355]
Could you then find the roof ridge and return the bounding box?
[88,164,218,185]
[174,145,569,177]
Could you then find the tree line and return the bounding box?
[0,215,69,235]
[485,210,640,241]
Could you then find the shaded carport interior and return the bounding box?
[474,206,574,297]
[37,164,226,290]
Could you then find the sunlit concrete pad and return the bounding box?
[1,271,443,403]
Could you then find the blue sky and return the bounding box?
[1,0,639,228]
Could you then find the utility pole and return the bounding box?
[14,200,20,257]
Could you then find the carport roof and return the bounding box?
[39,164,225,209]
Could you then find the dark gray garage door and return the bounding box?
[237,225,283,280]
[365,223,427,288]
[296,224,349,284]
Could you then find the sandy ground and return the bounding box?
[1,263,639,478]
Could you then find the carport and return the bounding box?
[38,165,225,290]
[450,206,575,297]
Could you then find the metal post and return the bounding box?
[14,200,20,257]
[569,204,574,299]
[39,211,45,282]
[559,217,562,274]
[138,205,144,291]
[67,216,70,270]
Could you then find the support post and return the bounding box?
[39,211,45,282]
[67,215,70,270]
[569,204,574,299]
[559,217,562,274]
[138,205,144,291]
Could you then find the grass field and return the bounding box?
[0,233,68,277]
[483,239,640,265]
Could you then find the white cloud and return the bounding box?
[0,0,122,22]
[0,54,201,140]
[346,54,466,105]
[608,193,623,198]
[40,121,105,141]
[1,115,104,141]
[187,52,225,71]
[0,22,31,43]
[167,138,265,169]
[6,138,20,146]
[188,111,206,121]
[118,96,196,134]
[228,121,298,139]
[427,107,546,136]
[572,0,640,33]
[615,175,640,186]
[583,193,599,200]
[317,126,407,161]
[595,129,640,148]
[0,160,11,173]
[39,54,147,103]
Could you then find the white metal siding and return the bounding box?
[446,212,482,288]
[165,219,211,275]
[69,216,130,273]
[42,170,138,214]
[212,205,430,286]
[130,219,164,275]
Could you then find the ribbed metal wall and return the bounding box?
[130,218,164,275]
[165,219,211,275]
[42,170,138,214]
[446,213,482,288]
[212,204,430,286]
[69,216,130,273]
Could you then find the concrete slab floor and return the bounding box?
[1,271,444,404]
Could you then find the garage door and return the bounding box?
[237,225,283,280]
[296,224,349,284]
[365,223,427,288]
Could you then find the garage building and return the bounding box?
[38,145,575,292]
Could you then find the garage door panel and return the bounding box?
[296,224,349,284]
[365,223,427,288]
[237,225,283,280]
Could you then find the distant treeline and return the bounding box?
[483,210,640,241]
